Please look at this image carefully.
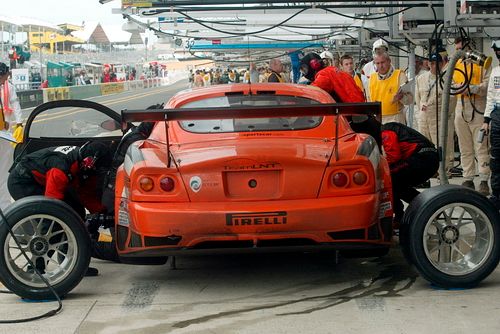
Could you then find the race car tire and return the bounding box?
[402,185,500,288]
[0,196,91,300]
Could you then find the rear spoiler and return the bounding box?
[121,102,381,124]
[121,102,381,165]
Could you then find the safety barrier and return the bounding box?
[18,90,44,109]
[38,70,188,104]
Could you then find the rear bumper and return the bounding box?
[116,194,393,255]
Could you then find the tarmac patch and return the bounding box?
[122,281,159,310]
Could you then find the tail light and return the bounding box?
[160,176,175,192]
[139,177,154,192]
[332,172,349,187]
[353,171,368,185]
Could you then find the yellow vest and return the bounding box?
[453,59,483,98]
[354,74,365,95]
[0,108,5,131]
[369,69,401,116]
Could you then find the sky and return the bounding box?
[3,0,125,26]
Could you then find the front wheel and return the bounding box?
[402,185,500,288]
[0,196,91,300]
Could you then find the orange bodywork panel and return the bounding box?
[114,83,393,257]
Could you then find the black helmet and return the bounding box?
[300,52,324,82]
[78,141,109,172]
[0,62,9,76]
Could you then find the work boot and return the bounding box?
[462,180,475,189]
[85,267,99,277]
[478,181,490,196]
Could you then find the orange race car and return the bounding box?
[1,83,499,301]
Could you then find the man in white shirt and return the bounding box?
[0,62,23,210]
[482,41,500,206]
[415,53,455,176]
[362,38,389,80]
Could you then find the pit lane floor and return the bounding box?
[0,179,499,334]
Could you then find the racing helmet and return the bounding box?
[373,39,389,54]
[78,141,109,173]
[300,52,324,82]
[0,62,9,76]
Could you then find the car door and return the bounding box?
[14,99,124,162]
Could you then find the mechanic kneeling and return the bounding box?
[381,122,439,225]
[7,142,109,276]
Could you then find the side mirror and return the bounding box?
[100,119,121,131]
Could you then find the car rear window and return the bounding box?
[179,95,322,133]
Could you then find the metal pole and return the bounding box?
[407,43,416,128]
[40,28,44,80]
[439,50,466,185]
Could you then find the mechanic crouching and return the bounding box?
[381,122,439,225]
[7,142,110,276]
[482,40,500,208]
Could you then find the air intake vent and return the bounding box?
[328,229,365,240]
[129,231,142,248]
[144,235,182,247]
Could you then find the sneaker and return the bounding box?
[85,267,99,277]
[417,180,431,188]
[450,166,463,177]
[462,180,475,189]
[478,181,490,196]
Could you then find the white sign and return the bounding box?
[11,69,29,85]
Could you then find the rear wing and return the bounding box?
[121,102,381,165]
[121,102,381,124]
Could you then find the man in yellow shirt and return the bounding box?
[369,52,413,124]
[340,54,367,99]
[453,37,491,194]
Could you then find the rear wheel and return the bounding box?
[0,196,91,300]
[402,185,500,288]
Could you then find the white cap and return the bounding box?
[373,39,389,52]
[320,50,334,61]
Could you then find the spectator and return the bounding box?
[453,37,491,194]
[340,54,367,98]
[483,40,500,207]
[363,38,389,79]
[416,52,456,177]
[249,63,259,84]
[65,70,74,86]
[369,52,413,124]
[268,58,284,83]
[382,122,439,224]
[0,62,23,211]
